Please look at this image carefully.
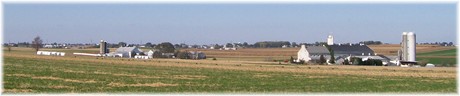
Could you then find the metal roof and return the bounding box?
[306,46,330,55]
[115,47,143,53]
[329,45,375,56]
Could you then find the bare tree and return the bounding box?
[31,36,43,52]
[7,44,11,52]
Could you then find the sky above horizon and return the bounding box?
[4,3,457,45]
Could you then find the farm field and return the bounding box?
[415,48,456,66]
[2,46,457,93]
[368,44,456,56]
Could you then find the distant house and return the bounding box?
[108,46,143,58]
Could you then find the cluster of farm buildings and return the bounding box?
[69,40,207,60]
[296,32,425,67]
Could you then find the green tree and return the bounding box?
[145,42,153,48]
[343,59,350,65]
[31,36,43,52]
[351,57,363,65]
[118,42,127,47]
[155,42,176,53]
[242,42,249,48]
[375,59,383,66]
[328,50,335,64]
[291,42,298,47]
[319,55,326,65]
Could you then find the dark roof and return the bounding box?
[329,45,375,56]
[306,46,330,55]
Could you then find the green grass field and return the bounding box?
[417,57,456,66]
[3,56,456,93]
[416,49,457,66]
[417,49,457,56]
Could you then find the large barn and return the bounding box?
[296,44,379,64]
[329,44,375,57]
[108,46,144,58]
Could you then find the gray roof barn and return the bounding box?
[329,45,375,56]
[115,47,143,53]
[306,46,330,56]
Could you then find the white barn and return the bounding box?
[297,45,311,62]
[108,46,143,58]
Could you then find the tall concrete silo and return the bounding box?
[327,35,334,45]
[100,40,108,54]
[400,32,416,62]
[407,32,416,61]
[401,32,408,61]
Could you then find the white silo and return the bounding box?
[407,32,416,61]
[100,40,108,54]
[327,35,334,45]
[401,32,408,61]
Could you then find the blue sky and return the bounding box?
[4,3,456,45]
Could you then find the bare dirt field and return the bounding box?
[368,44,456,56]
